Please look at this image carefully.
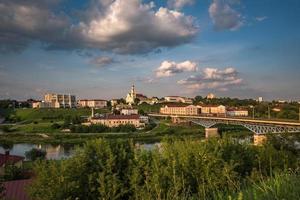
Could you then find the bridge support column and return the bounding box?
[253,134,267,146]
[205,128,219,138]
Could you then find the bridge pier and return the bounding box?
[253,134,267,146]
[205,128,220,138]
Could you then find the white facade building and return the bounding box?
[121,108,138,115]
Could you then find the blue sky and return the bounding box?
[0,0,299,101]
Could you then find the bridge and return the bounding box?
[148,114,300,144]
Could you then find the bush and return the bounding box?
[25,148,47,161]
[4,165,24,181]
[51,123,61,129]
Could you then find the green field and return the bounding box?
[0,108,110,123]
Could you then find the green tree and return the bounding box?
[25,148,47,161]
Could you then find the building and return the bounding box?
[88,114,145,128]
[136,93,148,102]
[111,99,119,107]
[0,152,24,175]
[258,97,263,103]
[3,179,32,200]
[32,101,52,108]
[160,105,200,115]
[226,108,249,117]
[121,108,138,115]
[126,85,137,105]
[44,93,76,108]
[206,93,216,99]
[78,99,107,108]
[199,105,226,115]
[164,96,193,104]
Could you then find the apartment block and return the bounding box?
[78,99,107,108]
[44,93,76,108]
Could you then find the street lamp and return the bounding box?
[268,104,271,119]
[250,105,255,119]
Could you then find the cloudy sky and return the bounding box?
[0,0,300,101]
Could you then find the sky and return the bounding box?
[0,0,300,101]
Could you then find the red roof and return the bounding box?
[4,179,32,200]
[164,104,190,107]
[199,105,223,108]
[94,114,140,120]
[0,153,24,167]
[79,99,107,101]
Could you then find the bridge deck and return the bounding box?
[148,114,300,127]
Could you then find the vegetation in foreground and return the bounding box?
[28,137,300,200]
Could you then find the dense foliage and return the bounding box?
[70,124,137,133]
[25,148,47,161]
[29,138,300,200]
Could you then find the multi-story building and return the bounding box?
[226,108,249,117]
[198,105,226,115]
[160,105,199,115]
[44,93,76,108]
[121,108,138,115]
[88,114,144,128]
[164,96,193,104]
[32,101,52,108]
[78,99,107,108]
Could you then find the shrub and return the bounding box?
[25,148,47,161]
[51,123,61,129]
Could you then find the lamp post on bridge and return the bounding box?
[250,105,255,119]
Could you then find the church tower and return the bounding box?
[126,84,136,105]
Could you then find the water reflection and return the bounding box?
[0,144,77,160]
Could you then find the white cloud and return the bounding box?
[0,0,198,54]
[74,0,198,54]
[209,0,243,31]
[167,0,195,10]
[255,16,268,22]
[89,56,115,67]
[178,67,243,90]
[156,60,198,77]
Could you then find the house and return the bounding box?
[198,105,226,115]
[32,101,52,108]
[160,105,200,115]
[164,96,193,104]
[78,99,107,108]
[88,114,145,128]
[226,108,249,117]
[0,152,24,175]
[3,179,32,200]
[121,108,138,115]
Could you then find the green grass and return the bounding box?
[0,121,205,144]
[0,108,110,123]
[224,171,300,200]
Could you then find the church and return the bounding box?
[126,85,136,105]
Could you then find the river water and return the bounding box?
[0,143,158,160]
[0,144,76,160]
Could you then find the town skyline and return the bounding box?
[0,0,300,101]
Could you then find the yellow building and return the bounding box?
[226,109,249,117]
[88,114,144,128]
[44,93,76,108]
[160,105,199,115]
[198,105,226,115]
[78,99,107,108]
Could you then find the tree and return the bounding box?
[25,148,46,161]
